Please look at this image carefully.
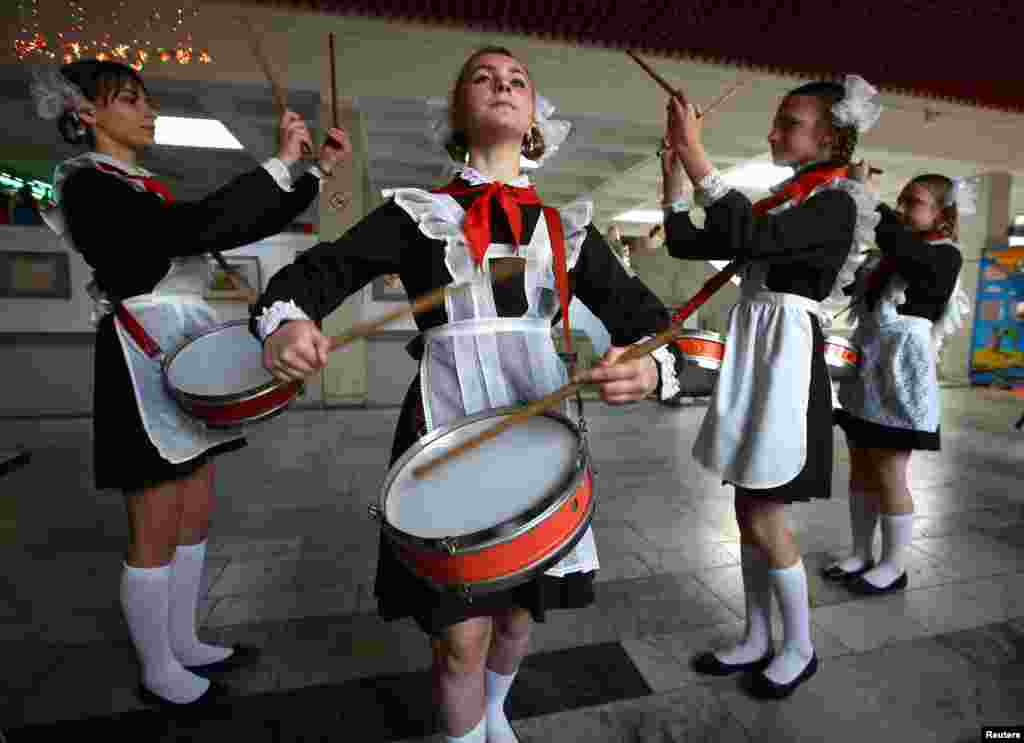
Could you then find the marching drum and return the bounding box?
[373,406,594,598]
[823,335,861,380]
[163,320,302,428]
[673,330,726,371]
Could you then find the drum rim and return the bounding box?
[379,405,588,552]
[163,319,291,403]
[674,330,725,343]
[393,497,595,597]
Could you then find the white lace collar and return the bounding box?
[456,166,531,189]
[769,159,832,194]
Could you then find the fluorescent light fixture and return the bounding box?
[612,209,664,224]
[155,116,244,150]
[721,160,793,191]
[709,259,742,285]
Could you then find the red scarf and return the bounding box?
[751,163,850,217]
[433,176,574,354]
[93,159,176,204]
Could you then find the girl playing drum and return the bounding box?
[661,76,882,698]
[34,59,350,707]
[252,46,684,743]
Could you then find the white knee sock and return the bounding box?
[763,559,815,685]
[446,715,486,743]
[169,541,233,667]
[120,562,210,703]
[485,668,518,743]
[832,489,878,573]
[714,544,772,665]
[861,513,913,588]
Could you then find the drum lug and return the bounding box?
[368,504,382,521]
[454,584,473,604]
[440,537,458,556]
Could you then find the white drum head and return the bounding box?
[385,414,579,540]
[167,323,274,397]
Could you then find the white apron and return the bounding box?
[693,264,821,489]
[392,187,599,578]
[838,254,948,433]
[110,257,245,463]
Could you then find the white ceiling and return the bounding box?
[2,3,1022,234]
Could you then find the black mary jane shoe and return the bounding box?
[846,572,908,596]
[822,560,874,582]
[136,679,230,711]
[691,650,774,676]
[746,654,818,700]
[184,645,261,676]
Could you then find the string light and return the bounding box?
[13,1,214,68]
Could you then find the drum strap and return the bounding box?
[114,303,164,360]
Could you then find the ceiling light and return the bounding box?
[154,116,244,150]
[612,209,664,224]
[721,160,793,191]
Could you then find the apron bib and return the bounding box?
[416,197,599,577]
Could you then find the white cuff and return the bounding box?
[662,197,691,216]
[637,335,681,401]
[256,299,311,341]
[306,165,328,193]
[694,169,730,208]
[262,157,294,193]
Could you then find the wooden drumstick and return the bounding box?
[241,18,313,157]
[327,260,526,352]
[329,33,340,130]
[411,260,744,479]
[627,50,689,106]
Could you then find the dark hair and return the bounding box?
[56,60,147,146]
[786,80,858,163]
[446,46,545,164]
[904,174,959,241]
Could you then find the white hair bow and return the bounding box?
[831,74,883,134]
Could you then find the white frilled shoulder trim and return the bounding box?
[559,199,593,271]
[256,299,312,341]
[384,187,593,278]
[813,177,880,306]
[931,244,970,352]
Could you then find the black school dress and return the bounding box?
[251,169,685,634]
[57,156,318,491]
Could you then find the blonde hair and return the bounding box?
[445,46,545,163]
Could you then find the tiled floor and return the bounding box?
[2,386,1022,740]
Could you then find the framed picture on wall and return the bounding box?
[0,250,71,299]
[372,273,409,302]
[205,255,261,303]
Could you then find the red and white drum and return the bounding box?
[823,335,861,380]
[673,330,726,371]
[163,320,302,428]
[374,407,594,598]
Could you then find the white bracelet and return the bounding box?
[662,197,691,215]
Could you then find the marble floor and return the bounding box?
[1,387,1022,741]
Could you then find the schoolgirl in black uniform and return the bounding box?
[660,76,882,698]
[251,46,684,743]
[828,174,966,595]
[35,59,350,706]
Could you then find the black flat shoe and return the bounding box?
[691,650,774,676]
[847,572,908,595]
[136,679,229,710]
[746,654,818,700]
[822,560,874,581]
[185,645,261,675]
